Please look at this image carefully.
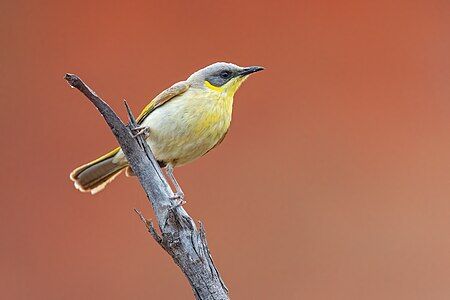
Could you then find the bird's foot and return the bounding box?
[131,126,150,138]
[170,191,185,201]
[170,199,186,209]
[170,192,186,209]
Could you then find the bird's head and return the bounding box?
[188,62,264,96]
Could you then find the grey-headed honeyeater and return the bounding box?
[70,62,264,196]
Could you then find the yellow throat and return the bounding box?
[193,76,248,135]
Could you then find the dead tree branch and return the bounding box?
[64,74,229,300]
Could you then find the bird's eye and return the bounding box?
[220,71,231,79]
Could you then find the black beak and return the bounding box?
[239,66,265,76]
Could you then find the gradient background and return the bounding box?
[1,1,449,299]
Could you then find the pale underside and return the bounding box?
[113,87,233,167]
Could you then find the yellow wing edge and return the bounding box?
[69,147,121,181]
[136,81,190,124]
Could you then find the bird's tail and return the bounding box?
[70,147,128,194]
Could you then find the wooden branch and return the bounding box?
[65,74,229,300]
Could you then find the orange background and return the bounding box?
[1,1,449,299]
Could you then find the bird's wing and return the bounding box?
[136,81,190,124]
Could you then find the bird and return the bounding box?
[70,62,264,196]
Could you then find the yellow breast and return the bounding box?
[142,86,234,166]
[194,87,233,135]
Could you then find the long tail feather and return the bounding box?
[70,147,127,194]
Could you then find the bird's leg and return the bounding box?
[166,164,185,205]
[130,125,150,138]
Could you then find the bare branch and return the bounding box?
[65,74,229,300]
[133,208,163,245]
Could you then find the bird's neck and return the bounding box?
[217,90,234,115]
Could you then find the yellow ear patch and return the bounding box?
[204,80,223,92]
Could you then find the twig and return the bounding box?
[133,208,162,245]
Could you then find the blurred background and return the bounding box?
[1,0,449,299]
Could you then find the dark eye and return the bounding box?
[220,71,231,79]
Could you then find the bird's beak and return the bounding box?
[239,66,265,76]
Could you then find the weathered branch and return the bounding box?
[65,74,229,300]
